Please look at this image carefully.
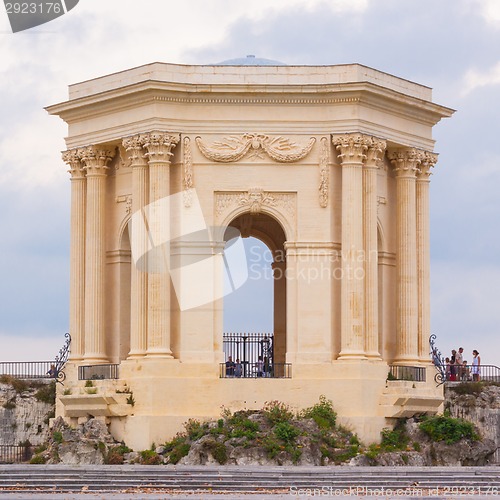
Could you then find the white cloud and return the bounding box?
[478,0,500,24]
[461,61,500,96]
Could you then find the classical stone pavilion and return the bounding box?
[47,58,453,449]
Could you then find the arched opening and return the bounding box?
[223,212,287,376]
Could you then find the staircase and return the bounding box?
[0,465,499,494]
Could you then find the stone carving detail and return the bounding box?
[215,190,296,221]
[418,151,438,179]
[319,137,329,208]
[388,148,423,175]
[183,136,194,207]
[78,146,114,175]
[332,133,371,163]
[366,138,387,167]
[116,194,132,214]
[122,135,148,166]
[141,131,180,161]
[62,149,85,179]
[196,134,316,163]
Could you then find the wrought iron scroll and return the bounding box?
[429,334,446,386]
[53,333,71,384]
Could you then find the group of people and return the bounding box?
[441,347,481,382]
[225,355,272,378]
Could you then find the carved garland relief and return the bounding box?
[196,134,316,163]
[215,189,296,225]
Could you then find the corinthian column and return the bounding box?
[62,150,86,361]
[142,131,179,358]
[364,138,386,358]
[417,152,438,361]
[389,148,422,363]
[79,146,114,363]
[123,135,149,358]
[333,134,370,358]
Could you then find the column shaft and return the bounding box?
[143,132,179,358]
[80,147,113,363]
[391,149,421,363]
[123,136,149,358]
[334,134,369,358]
[63,151,86,361]
[364,139,386,358]
[417,153,437,360]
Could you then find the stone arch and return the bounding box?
[223,210,288,367]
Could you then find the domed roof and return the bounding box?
[215,55,286,66]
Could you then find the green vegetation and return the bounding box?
[300,395,337,429]
[34,382,56,404]
[29,454,46,464]
[262,400,294,425]
[126,394,135,406]
[419,415,479,444]
[163,434,191,464]
[139,449,162,465]
[52,431,63,444]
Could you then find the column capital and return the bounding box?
[365,138,387,169]
[141,131,180,162]
[418,151,438,180]
[122,135,148,167]
[388,148,422,177]
[78,146,114,176]
[332,133,371,164]
[62,149,85,179]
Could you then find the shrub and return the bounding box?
[140,449,162,465]
[301,396,337,429]
[105,445,132,465]
[205,439,227,464]
[52,431,63,444]
[30,454,46,464]
[419,415,479,444]
[449,382,483,396]
[263,401,294,425]
[34,383,56,404]
[84,380,94,387]
[380,426,408,451]
[274,421,300,445]
[184,419,208,441]
[126,394,135,406]
[164,435,191,464]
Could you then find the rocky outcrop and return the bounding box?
[0,378,54,447]
[446,383,500,463]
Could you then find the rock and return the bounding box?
[155,446,166,455]
[58,441,104,465]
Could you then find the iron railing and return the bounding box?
[223,333,274,377]
[220,362,291,379]
[78,364,119,380]
[0,361,56,379]
[445,364,500,383]
[388,365,426,382]
[0,445,33,464]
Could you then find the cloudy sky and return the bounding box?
[0,0,499,364]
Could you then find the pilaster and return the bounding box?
[79,145,114,363]
[62,149,86,362]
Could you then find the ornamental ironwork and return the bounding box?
[429,334,446,386]
[52,332,71,384]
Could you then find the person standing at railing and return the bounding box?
[225,356,235,377]
[449,350,457,381]
[456,347,464,380]
[47,364,57,378]
[472,350,481,381]
[234,359,242,378]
